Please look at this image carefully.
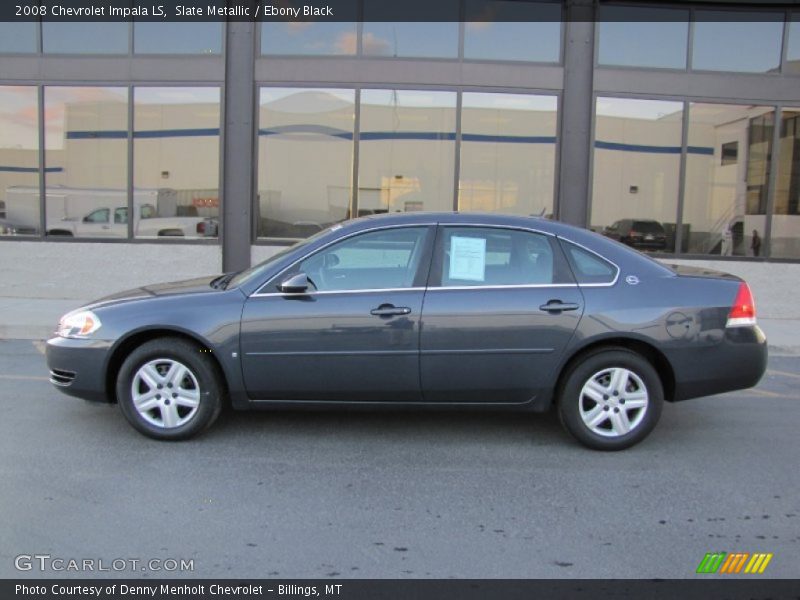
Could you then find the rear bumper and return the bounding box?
[667,326,768,401]
[46,336,113,403]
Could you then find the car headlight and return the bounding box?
[57,310,102,338]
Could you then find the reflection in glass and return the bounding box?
[261,22,357,55]
[0,87,39,236]
[459,93,557,216]
[772,109,800,258]
[44,87,128,238]
[358,90,456,215]
[591,97,683,253]
[598,7,689,69]
[683,104,773,256]
[787,16,800,75]
[134,23,222,54]
[464,0,561,62]
[43,22,129,54]
[257,88,355,239]
[0,22,37,53]
[692,13,783,73]
[133,87,221,239]
[363,0,459,58]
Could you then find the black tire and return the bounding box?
[557,348,663,451]
[116,337,224,441]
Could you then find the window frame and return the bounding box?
[255,224,436,295]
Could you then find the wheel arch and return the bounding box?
[554,337,676,406]
[104,327,228,404]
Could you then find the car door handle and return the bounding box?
[370,304,411,317]
[539,300,580,313]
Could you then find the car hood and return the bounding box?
[662,264,741,281]
[85,275,222,309]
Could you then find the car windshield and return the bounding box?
[632,221,664,234]
[226,226,338,289]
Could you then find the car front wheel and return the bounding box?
[558,348,663,450]
[117,337,223,440]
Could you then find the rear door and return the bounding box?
[420,225,584,404]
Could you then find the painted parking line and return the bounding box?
[0,374,49,381]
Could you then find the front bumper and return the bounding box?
[46,336,114,403]
[668,325,768,401]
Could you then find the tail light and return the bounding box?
[196,222,206,235]
[726,282,756,328]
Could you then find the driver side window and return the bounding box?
[297,227,428,292]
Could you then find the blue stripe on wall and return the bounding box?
[595,140,714,156]
[62,127,715,155]
[67,128,220,140]
[0,166,63,173]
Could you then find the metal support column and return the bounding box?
[222,20,257,272]
[557,0,595,227]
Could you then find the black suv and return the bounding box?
[602,219,667,251]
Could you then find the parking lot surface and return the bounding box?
[1,339,798,579]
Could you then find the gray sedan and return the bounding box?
[46,212,767,450]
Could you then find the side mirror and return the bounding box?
[279,272,311,294]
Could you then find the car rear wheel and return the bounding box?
[558,349,663,450]
[117,337,223,440]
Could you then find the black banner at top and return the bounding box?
[1,0,799,23]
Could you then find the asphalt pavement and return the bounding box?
[0,339,798,579]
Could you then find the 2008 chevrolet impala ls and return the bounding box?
[46,213,767,450]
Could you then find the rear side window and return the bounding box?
[438,227,560,287]
[561,241,617,285]
[632,220,665,234]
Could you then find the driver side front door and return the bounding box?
[240,225,434,402]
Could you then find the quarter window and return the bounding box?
[561,242,617,285]
[297,227,428,292]
[438,227,558,287]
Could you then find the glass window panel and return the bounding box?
[561,242,617,284]
[598,6,689,69]
[362,0,459,58]
[771,108,800,258]
[257,88,355,239]
[358,90,456,214]
[692,13,783,73]
[134,23,222,54]
[0,87,39,237]
[683,103,773,257]
[439,227,557,286]
[464,0,561,62]
[591,97,683,253]
[0,22,38,53]
[43,22,129,54]
[133,87,221,239]
[298,227,428,291]
[44,87,128,238]
[459,93,557,217]
[787,15,800,75]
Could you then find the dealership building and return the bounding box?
[1,2,799,314]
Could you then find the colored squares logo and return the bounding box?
[697,552,773,574]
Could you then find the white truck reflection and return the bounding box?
[3,186,218,238]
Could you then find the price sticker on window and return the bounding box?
[449,236,486,282]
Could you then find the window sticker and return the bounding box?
[449,235,486,282]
